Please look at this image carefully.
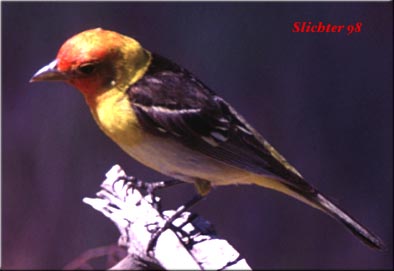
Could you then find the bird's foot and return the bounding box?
[115,175,183,194]
[115,176,184,210]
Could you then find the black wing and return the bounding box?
[128,53,315,194]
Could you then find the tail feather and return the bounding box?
[251,174,384,249]
[315,193,384,250]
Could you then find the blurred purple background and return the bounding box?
[2,2,393,269]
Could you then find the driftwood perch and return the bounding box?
[83,164,251,270]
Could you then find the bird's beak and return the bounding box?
[30,59,68,83]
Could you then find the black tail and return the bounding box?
[315,193,384,250]
[252,167,384,249]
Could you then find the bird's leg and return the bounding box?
[143,179,185,211]
[147,194,205,254]
[115,176,184,210]
[145,179,184,194]
[115,175,183,194]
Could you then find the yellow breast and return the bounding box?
[87,88,144,148]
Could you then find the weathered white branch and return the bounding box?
[83,164,251,270]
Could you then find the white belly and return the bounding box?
[118,134,254,186]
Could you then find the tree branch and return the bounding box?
[83,164,251,270]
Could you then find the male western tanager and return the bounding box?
[31,28,383,249]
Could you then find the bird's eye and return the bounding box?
[77,63,96,75]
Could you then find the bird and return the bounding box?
[31,28,383,250]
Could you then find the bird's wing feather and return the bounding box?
[128,60,315,194]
